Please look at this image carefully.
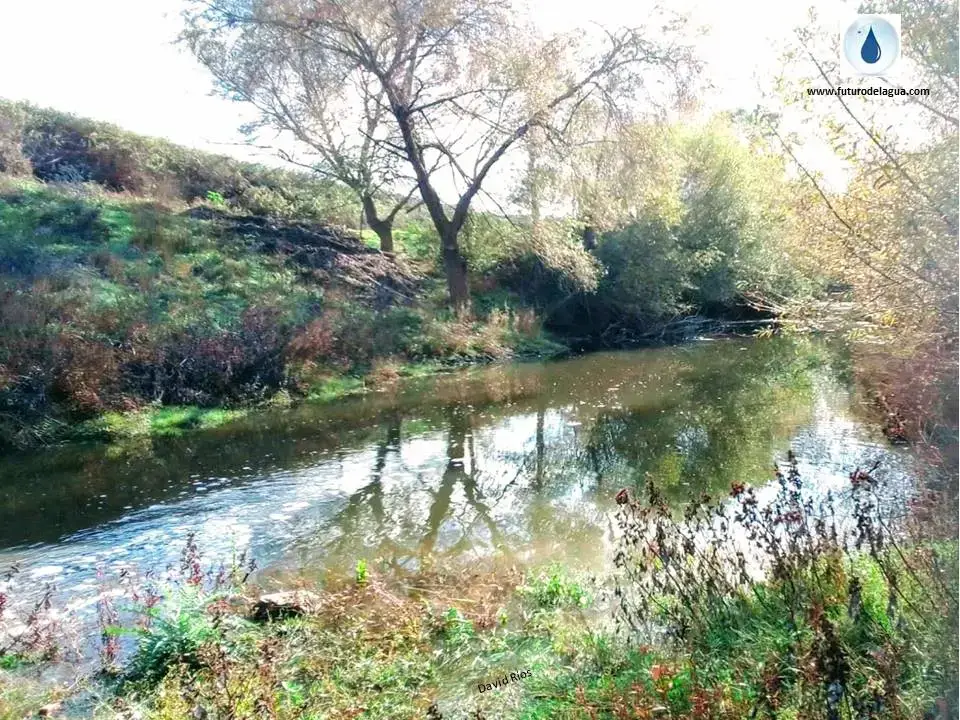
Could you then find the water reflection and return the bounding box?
[0,337,914,618]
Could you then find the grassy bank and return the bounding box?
[0,177,567,450]
[0,100,845,453]
[64,354,569,443]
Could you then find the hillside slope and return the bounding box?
[0,178,558,450]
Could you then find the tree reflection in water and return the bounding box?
[2,336,901,589]
[307,338,836,575]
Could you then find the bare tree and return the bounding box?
[183,3,418,252]
[184,0,695,313]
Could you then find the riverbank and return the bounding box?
[1,170,789,454]
[46,353,568,447]
[0,177,568,452]
[0,103,808,455]
[1,456,955,720]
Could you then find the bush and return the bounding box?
[547,121,807,339]
[124,589,222,686]
[0,103,30,176]
[595,218,689,326]
[520,565,592,608]
[612,454,959,718]
[125,306,293,407]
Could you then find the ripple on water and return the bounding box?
[0,338,926,662]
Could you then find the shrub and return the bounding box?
[125,306,292,406]
[0,103,30,176]
[124,589,222,686]
[520,565,592,608]
[355,559,368,585]
[612,453,959,718]
[239,185,294,218]
[50,332,125,415]
[205,190,226,207]
[286,303,423,370]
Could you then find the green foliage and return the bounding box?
[354,558,368,585]
[462,214,601,295]
[205,190,225,207]
[440,607,476,646]
[520,565,591,608]
[359,228,381,249]
[591,120,803,326]
[392,220,438,262]
[124,590,226,686]
[6,536,951,720]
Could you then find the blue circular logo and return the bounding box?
[843,16,900,75]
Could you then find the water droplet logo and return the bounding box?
[841,15,901,76]
[860,27,882,64]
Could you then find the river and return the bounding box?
[0,336,916,636]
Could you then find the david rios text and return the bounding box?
[477,669,532,693]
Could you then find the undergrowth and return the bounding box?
[0,180,565,451]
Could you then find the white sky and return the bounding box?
[0,0,865,199]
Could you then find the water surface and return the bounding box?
[0,337,914,619]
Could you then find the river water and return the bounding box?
[0,336,916,630]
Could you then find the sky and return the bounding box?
[0,1,257,156]
[0,0,864,198]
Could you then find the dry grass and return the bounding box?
[367,358,403,387]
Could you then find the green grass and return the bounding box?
[0,182,322,335]
[305,375,368,402]
[79,405,249,440]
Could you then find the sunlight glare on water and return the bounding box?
[0,337,916,632]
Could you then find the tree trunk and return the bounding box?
[421,406,468,554]
[441,232,471,317]
[534,405,545,490]
[371,220,394,253]
[361,194,394,253]
[528,128,542,244]
[582,225,597,251]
